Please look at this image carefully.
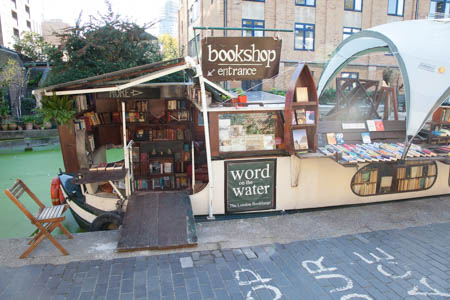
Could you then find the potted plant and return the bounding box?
[21,115,35,130]
[39,95,75,134]
[236,88,247,106]
[32,112,43,129]
[8,119,18,130]
[0,99,10,128]
[1,119,9,131]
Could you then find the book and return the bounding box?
[131,147,140,163]
[296,87,308,102]
[366,120,377,131]
[335,133,344,144]
[326,133,337,145]
[306,111,315,124]
[361,132,371,143]
[291,111,297,125]
[374,120,385,131]
[296,109,306,124]
[163,162,172,173]
[379,176,393,193]
[292,129,309,150]
[150,162,161,174]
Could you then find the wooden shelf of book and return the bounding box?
[351,161,437,196]
[126,98,194,191]
[428,106,450,144]
[284,63,319,154]
[291,102,317,107]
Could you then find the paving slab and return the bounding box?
[0,195,449,268]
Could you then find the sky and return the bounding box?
[41,0,163,35]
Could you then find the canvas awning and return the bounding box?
[317,19,450,142]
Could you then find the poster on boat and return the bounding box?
[225,159,276,213]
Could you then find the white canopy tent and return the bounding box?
[317,19,450,151]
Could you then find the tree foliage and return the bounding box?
[43,3,162,86]
[13,32,51,61]
[0,58,25,119]
[158,34,179,60]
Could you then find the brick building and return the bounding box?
[178,0,443,91]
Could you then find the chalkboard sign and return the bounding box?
[225,159,276,213]
[96,87,160,100]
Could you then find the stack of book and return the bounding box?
[397,164,436,191]
[319,142,446,163]
[74,95,89,112]
[352,168,378,195]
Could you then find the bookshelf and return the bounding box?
[428,106,450,144]
[351,161,437,196]
[284,63,319,154]
[125,98,194,191]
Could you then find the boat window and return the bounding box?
[351,161,437,196]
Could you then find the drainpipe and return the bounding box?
[224,0,227,37]
[415,0,419,19]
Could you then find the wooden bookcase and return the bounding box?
[428,106,450,144]
[65,88,196,191]
[126,97,194,191]
[351,161,437,196]
[284,63,319,154]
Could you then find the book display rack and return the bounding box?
[351,160,437,196]
[284,64,319,154]
[126,98,193,191]
[68,88,197,192]
[427,106,450,144]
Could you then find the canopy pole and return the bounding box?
[191,141,196,193]
[199,75,215,220]
[185,56,215,220]
[122,101,131,197]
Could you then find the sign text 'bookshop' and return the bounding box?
[202,37,282,81]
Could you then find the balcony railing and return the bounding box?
[428,12,450,19]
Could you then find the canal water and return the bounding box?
[0,146,123,239]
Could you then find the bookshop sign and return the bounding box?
[225,159,276,213]
[201,37,282,81]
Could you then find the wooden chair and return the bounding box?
[4,179,73,259]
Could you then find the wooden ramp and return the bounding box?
[117,191,197,252]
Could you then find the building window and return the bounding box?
[13,28,19,38]
[344,0,363,11]
[188,34,200,57]
[429,0,450,18]
[25,5,30,18]
[11,10,18,26]
[341,72,359,79]
[26,20,31,29]
[188,0,200,25]
[296,0,315,6]
[294,23,315,51]
[242,19,265,37]
[388,0,404,16]
[343,27,361,40]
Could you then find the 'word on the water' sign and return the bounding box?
[225,159,276,213]
[201,37,282,81]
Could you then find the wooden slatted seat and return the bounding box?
[36,205,65,221]
[4,179,73,259]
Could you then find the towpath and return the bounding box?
[0,195,449,299]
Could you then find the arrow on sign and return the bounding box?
[130,89,144,97]
[207,69,215,77]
